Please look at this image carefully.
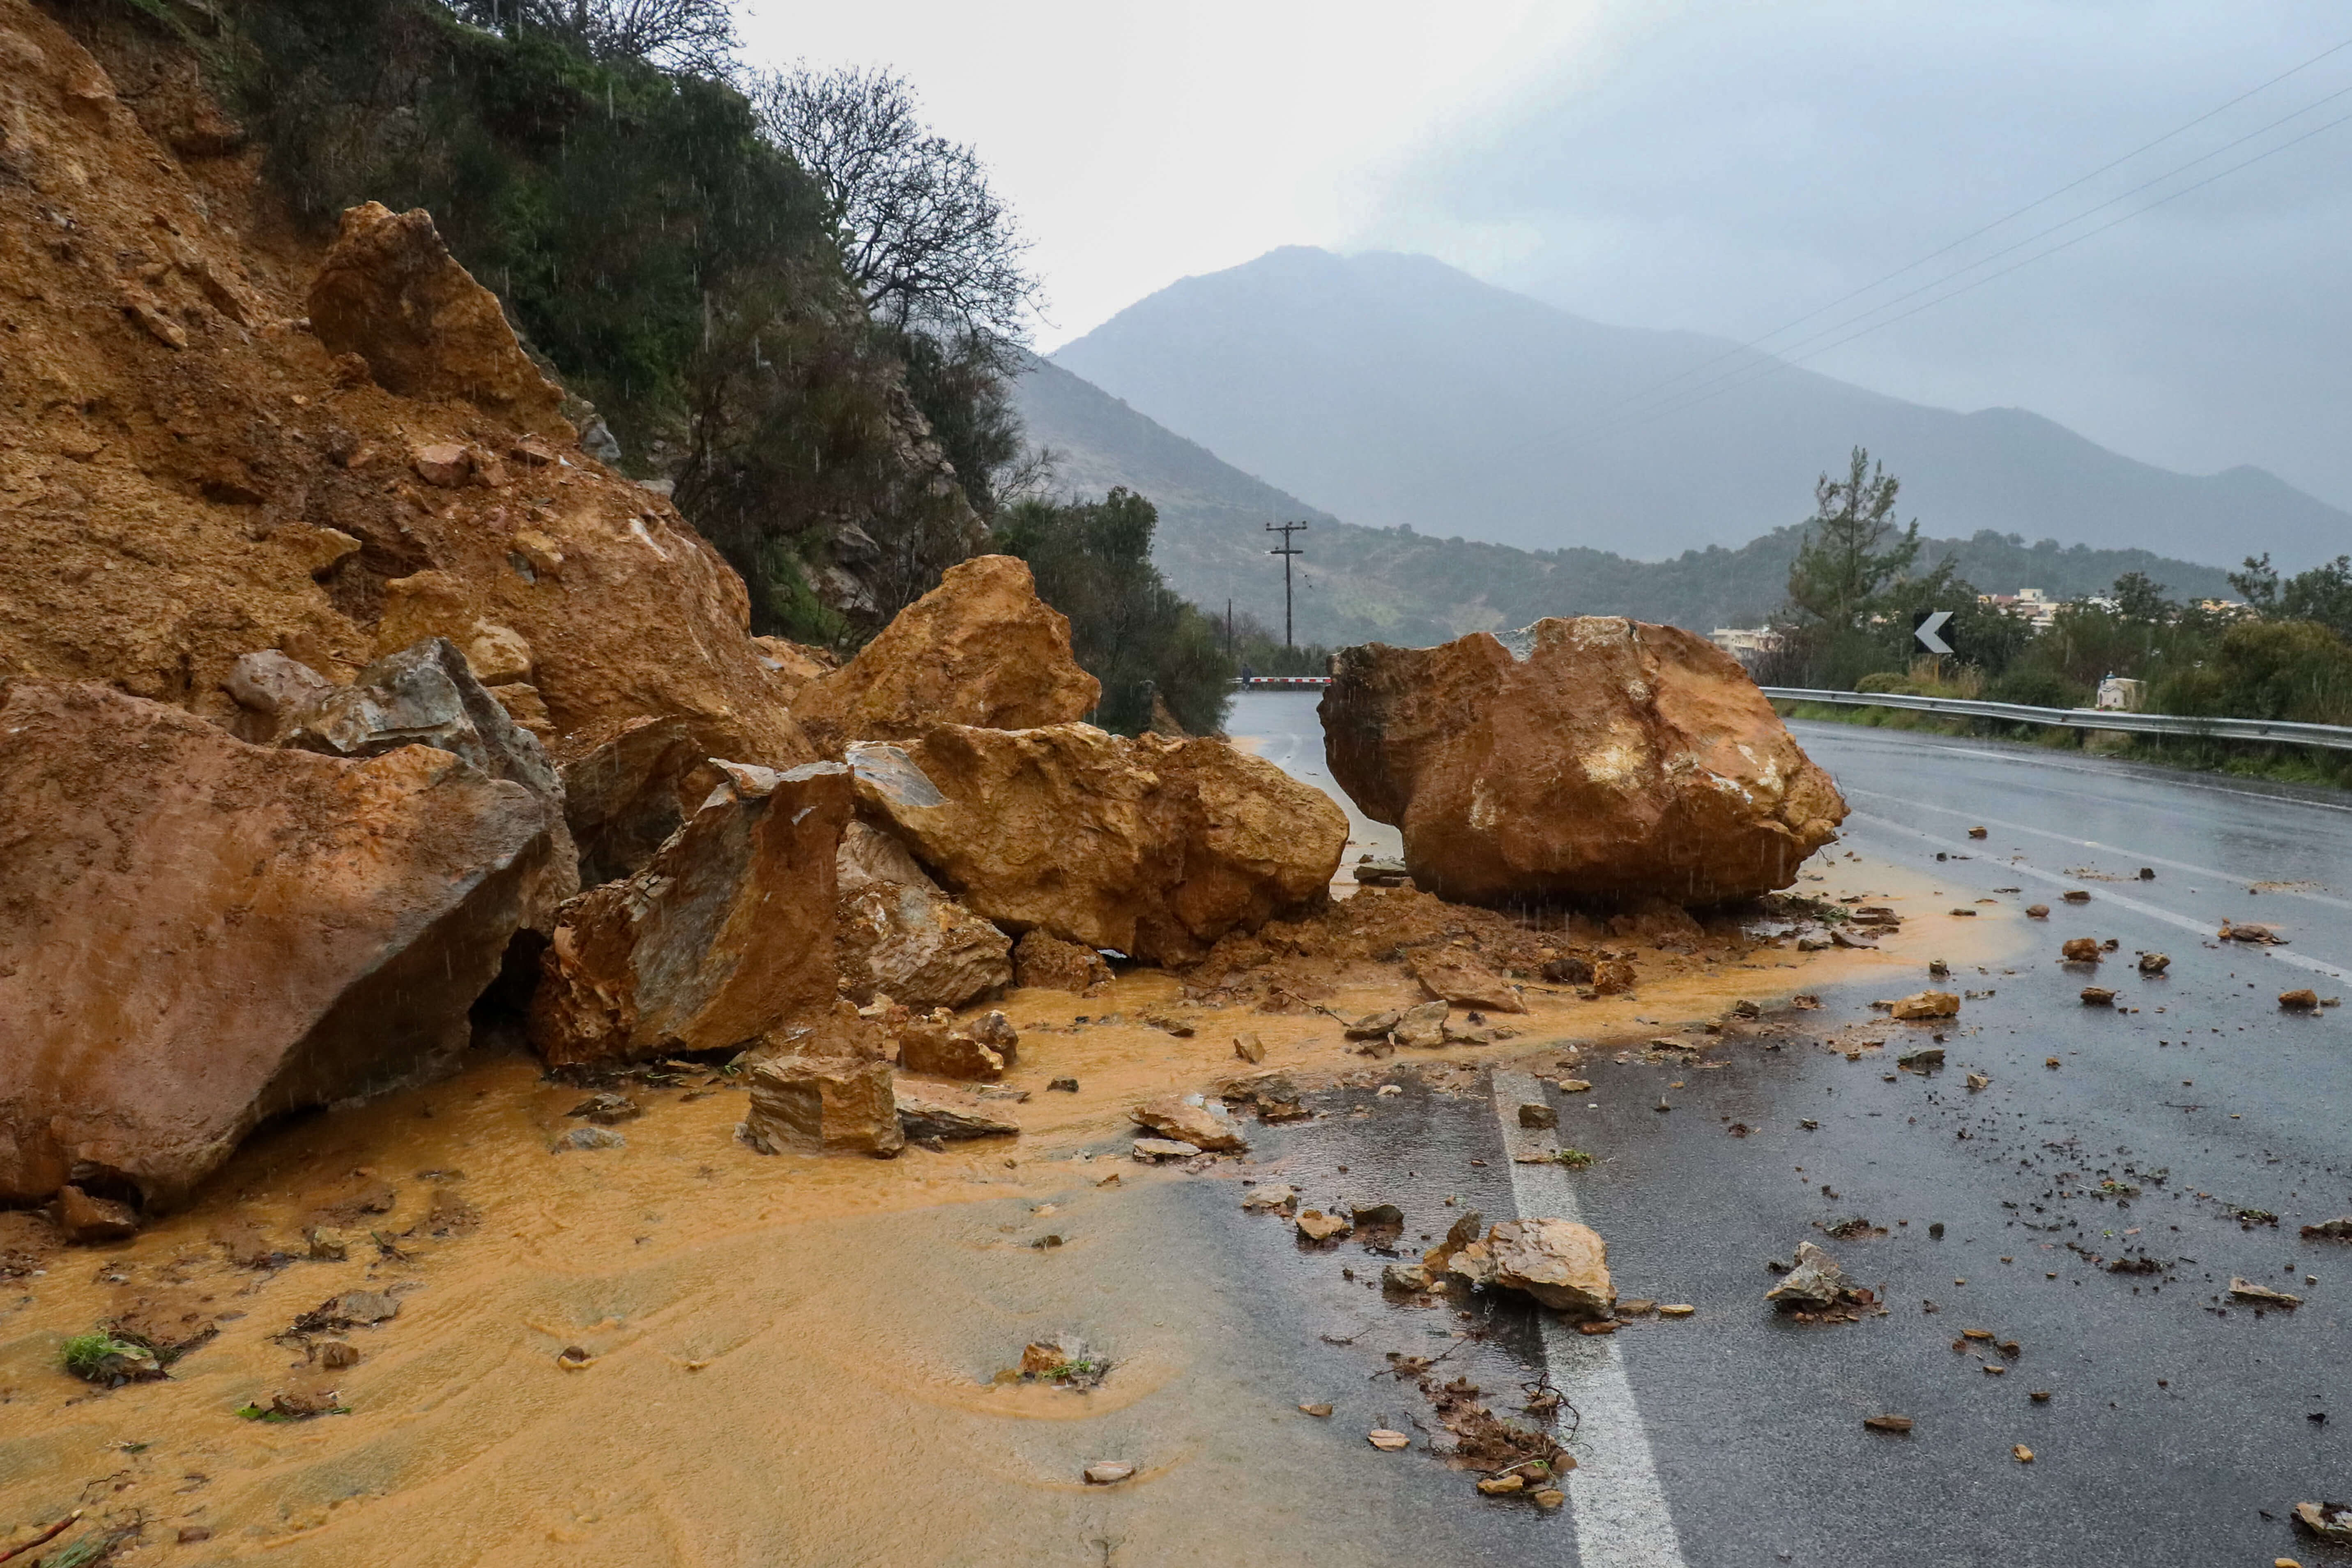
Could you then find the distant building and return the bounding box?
[2096,676,2145,712]
[1979,587,2063,629]
[1708,626,1784,668]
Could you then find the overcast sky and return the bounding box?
[738,1,2352,510]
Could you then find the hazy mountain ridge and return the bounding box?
[1049,248,2350,572]
[1010,354,2238,648]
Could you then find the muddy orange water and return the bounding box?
[0,858,2019,1565]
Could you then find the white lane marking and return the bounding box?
[1793,723,2352,817]
[1492,1067,1690,1568]
[1841,785,2352,913]
[1846,810,2350,983]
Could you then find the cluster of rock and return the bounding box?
[0,14,1348,1230]
[1319,618,1848,907]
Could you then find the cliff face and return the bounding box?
[0,0,810,767]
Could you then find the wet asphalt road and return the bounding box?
[1210,698,2352,1568]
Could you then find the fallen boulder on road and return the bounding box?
[1888,991,1959,1021]
[1485,1218,1615,1320]
[529,761,851,1067]
[1319,617,1846,905]
[849,725,1346,964]
[895,1085,1020,1142]
[792,556,1100,755]
[1130,1095,1249,1153]
[0,682,553,1213]
[1765,1241,1848,1311]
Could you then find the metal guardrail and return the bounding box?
[1237,675,1333,688]
[1762,687,2352,752]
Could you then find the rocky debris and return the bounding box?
[1518,1102,1559,1129]
[529,762,851,1067]
[1241,1184,1298,1212]
[1320,618,1846,906]
[2138,952,2171,974]
[1016,1335,1108,1388]
[894,1085,1020,1141]
[1540,954,1594,985]
[1353,855,1411,887]
[2025,904,2051,919]
[1353,1202,1405,1227]
[1130,1137,1200,1163]
[2081,987,2117,1006]
[308,202,567,433]
[291,1290,401,1335]
[2295,1502,2352,1543]
[1413,949,1528,1013]
[1392,1001,1450,1049]
[1345,1010,1402,1040]
[1888,991,1959,1020]
[57,1186,141,1245]
[2221,921,2287,944]
[1482,1219,1615,1320]
[2300,1218,2352,1241]
[1129,1096,1248,1153]
[1765,1241,1849,1312]
[307,1228,352,1262]
[269,638,578,925]
[1367,1429,1412,1451]
[1012,930,1114,993]
[0,683,553,1213]
[224,650,332,739]
[895,1013,1017,1081]
[1898,1047,1946,1071]
[559,717,719,886]
[847,726,1347,964]
[566,1093,640,1126]
[740,1057,904,1158]
[1383,1262,1434,1292]
[1083,1462,1135,1486]
[553,1126,625,1152]
[2060,938,2102,962]
[836,822,1012,1011]
[1233,1032,1267,1064]
[792,557,1100,755]
[1863,1414,1915,1434]
[1296,1209,1352,1242]
[2281,989,2320,1011]
[2230,1278,2302,1308]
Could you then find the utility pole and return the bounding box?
[1265,520,1307,650]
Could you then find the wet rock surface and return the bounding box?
[741,1057,904,1158]
[1319,617,1846,905]
[791,555,1100,756]
[849,725,1347,963]
[528,762,851,1067]
[835,821,1012,1011]
[0,682,552,1211]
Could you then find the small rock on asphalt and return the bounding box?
[1518,1102,1558,1129]
[1367,1429,1411,1451]
[1084,1462,1135,1485]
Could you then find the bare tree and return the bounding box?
[748,65,1040,342]
[449,0,736,74]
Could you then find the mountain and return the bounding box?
[1050,248,2351,572]
[1010,355,2240,648]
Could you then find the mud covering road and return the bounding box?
[1220,698,2352,1568]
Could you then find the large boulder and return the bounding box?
[307,201,569,434]
[848,725,1346,964]
[791,556,1100,755]
[528,761,851,1068]
[1321,618,1846,905]
[557,715,717,886]
[0,683,553,1211]
[281,637,578,924]
[1485,1219,1615,1320]
[835,821,1012,1011]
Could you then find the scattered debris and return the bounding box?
[2222,921,2287,944]
[2080,988,2117,1006]
[1084,1462,1135,1485]
[895,1085,1020,1141]
[1888,991,1959,1020]
[2025,904,2050,919]
[2060,938,2102,962]
[1296,1210,1353,1242]
[2294,1502,2352,1543]
[2013,1444,2034,1463]
[1048,1078,1079,1093]
[237,1391,349,1421]
[1765,1241,1855,1314]
[1299,1402,1333,1417]
[1518,1102,1558,1129]
[1130,1095,1248,1153]
[2138,952,2170,974]
[1233,1032,1266,1064]
[1966,1073,1990,1091]
[566,1091,641,1125]
[1242,1184,1298,1212]
[60,1332,162,1386]
[553,1126,626,1153]
[2061,890,2091,904]
[2281,989,2320,1012]
[2230,1278,2302,1309]
[2299,1218,2352,1241]
[1353,1202,1405,1227]
[1131,1137,1201,1163]
[1898,1046,1946,1071]
[1015,1336,1110,1390]
[1367,1429,1411,1451]
[1863,1414,1914,1433]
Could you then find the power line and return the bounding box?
[1620,103,2352,430]
[1593,30,2352,419]
[1600,72,2352,427]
